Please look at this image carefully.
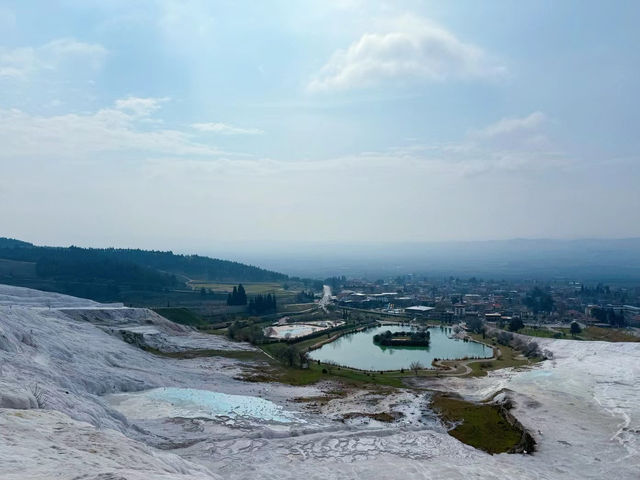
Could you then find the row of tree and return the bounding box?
[295,290,315,302]
[248,293,277,315]
[523,287,555,314]
[226,284,248,305]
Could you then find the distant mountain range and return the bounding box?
[0,237,288,302]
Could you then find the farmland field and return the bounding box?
[188,281,301,303]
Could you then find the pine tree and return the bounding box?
[238,284,247,305]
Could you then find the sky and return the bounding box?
[1,0,639,253]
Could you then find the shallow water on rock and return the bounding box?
[107,387,301,424]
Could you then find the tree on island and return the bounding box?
[570,321,582,336]
[373,329,430,347]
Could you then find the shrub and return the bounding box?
[570,321,582,336]
[497,332,513,346]
[523,341,540,358]
[508,318,525,332]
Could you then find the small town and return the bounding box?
[331,275,640,330]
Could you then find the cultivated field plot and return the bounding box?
[0,258,37,278]
[188,281,302,303]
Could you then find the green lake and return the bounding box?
[307,324,492,371]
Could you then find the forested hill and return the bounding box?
[0,238,33,248]
[0,238,287,282]
[95,248,288,282]
[0,238,288,302]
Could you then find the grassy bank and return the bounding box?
[143,346,267,361]
[519,325,639,342]
[430,393,526,454]
[244,347,408,387]
[153,307,207,326]
[464,333,539,376]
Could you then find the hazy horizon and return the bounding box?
[7,235,640,282]
[1,0,639,247]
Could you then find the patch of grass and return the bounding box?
[143,346,267,361]
[519,326,559,338]
[431,393,523,454]
[519,325,639,342]
[189,281,283,293]
[245,349,407,387]
[315,364,406,388]
[153,307,207,326]
[578,326,640,342]
[259,341,288,358]
[187,281,305,308]
[342,411,401,423]
[465,333,538,377]
[293,389,349,405]
[283,303,316,313]
[240,363,324,386]
[198,326,228,336]
[0,258,37,277]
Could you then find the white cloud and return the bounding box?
[0,97,227,159]
[308,16,506,92]
[466,111,555,157]
[474,111,546,139]
[0,38,107,79]
[114,96,169,117]
[191,122,264,136]
[0,97,563,184]
[145,111,566,181]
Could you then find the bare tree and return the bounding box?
[298,350,310,369]
[409,361,423,375]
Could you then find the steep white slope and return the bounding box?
[0,286,235,478]
[414,338,640,479]
[0,409,218,480]
[0,284,638,479]
[0,283,113,308]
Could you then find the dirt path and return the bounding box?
[431,347,501,377]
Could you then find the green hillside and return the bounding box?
[0,237,288,302]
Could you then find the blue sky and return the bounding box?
[1,0,638,251]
